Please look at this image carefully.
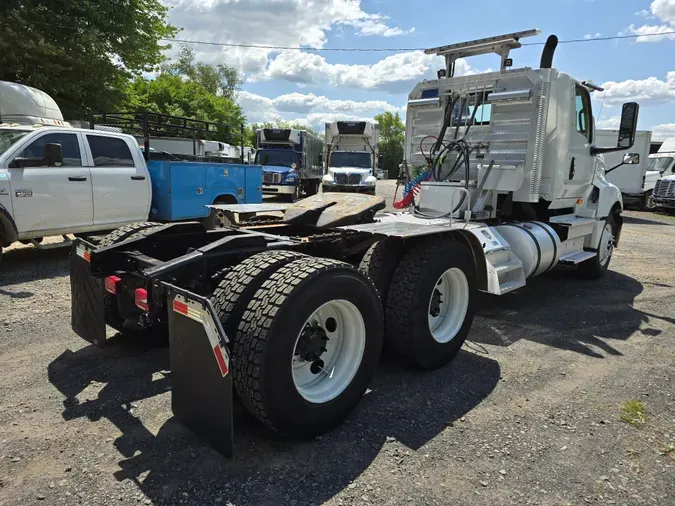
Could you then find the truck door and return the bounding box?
[7,131,93,234]
[566,85,595,198]
[85,134,151,226]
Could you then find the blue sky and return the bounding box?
[162,0,675,138]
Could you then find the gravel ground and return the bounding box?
[1,180,673,506]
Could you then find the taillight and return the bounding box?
[135,288,149,311]
[104,275,121,294]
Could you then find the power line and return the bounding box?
[162,30,675,52]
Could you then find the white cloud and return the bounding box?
[261,50,466,92]
[596,71,675,105]
[596,117,621,129]
[624,0,675,41]
[238,90,403,130]
[652,123,675,140]
[162,0,413,75]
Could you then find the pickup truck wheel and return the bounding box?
[205,208,235,230]
[211,250,306,342]
[386,239,476,370]
[578,214,616,280]
[233,257,383,437]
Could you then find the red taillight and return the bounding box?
[135,288,149,311]
[104,275,121,294]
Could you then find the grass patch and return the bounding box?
[660,444,675,457]
[619,399,648,426]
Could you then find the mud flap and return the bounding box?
[165,284,234,457]
[70,240,107,346]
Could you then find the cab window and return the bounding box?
[18,132,82,166]
[575,85,592,142]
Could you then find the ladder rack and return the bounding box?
[425,29,540,75]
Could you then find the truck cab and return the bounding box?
[649,137,675,209]
[255,128,323,201]
[322,121,379,194]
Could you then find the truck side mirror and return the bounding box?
[623,153,639,165]
[44,143,63,166]
[319,154,323,165]
[617,102,639,149]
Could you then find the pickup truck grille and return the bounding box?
[263,172,282,184]
[334,173,361,185]
[654,179,675,198]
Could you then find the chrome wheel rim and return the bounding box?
[428,268,470,343]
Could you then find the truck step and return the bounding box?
[558,250,597,265]
[548,214,595,239]
[498,279,526,294]
[31,235,72,250]
[494,260,523,275]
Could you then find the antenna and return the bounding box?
[425,29,541,75]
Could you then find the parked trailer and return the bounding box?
[596,130,655,209]
[69,30,638,457]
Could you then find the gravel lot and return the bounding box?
[1,180,674,506]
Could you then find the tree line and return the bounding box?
[0,0,405,176]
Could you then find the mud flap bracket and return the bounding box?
[164,284,234,457]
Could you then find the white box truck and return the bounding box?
[597,130,655,208]
[322,121,380,194]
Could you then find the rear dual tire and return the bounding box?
[217,255,383,437]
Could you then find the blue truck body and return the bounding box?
[146,160,263,221]
[255,128,323,200]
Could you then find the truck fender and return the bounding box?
[0,203,19,246]
[446,230,488,292]
[591,182,623,248]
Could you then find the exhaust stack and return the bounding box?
[539,35,558,69]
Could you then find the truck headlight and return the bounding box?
[364,175,377,185]
[322,174,334,183]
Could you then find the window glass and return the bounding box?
[18,132,82,166]
[86,135,135,167]
[575,86,591,141]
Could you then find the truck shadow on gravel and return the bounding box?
[471,269,655,358]
[48,335,500,505]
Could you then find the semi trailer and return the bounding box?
[597,130,655,209]
[69,30,638,457]
[322,121,380,194]
[255,128,323,201]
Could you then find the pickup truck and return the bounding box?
[0,124,262,264]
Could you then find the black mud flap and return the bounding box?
[70,239,107,346]
[164,284,234,457]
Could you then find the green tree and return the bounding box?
[0,0,177,119]
[375,112,405,178]
[161,44,243,100]
[125,47,246,145]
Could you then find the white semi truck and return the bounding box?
[596,130,656,209]
[322,121,380,194]
[650,137,675,209]
[69,30,639,457]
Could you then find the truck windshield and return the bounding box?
[0,130,30,156]
[255,149,297,168]
[647,156,674,172]
[329,152,372,168]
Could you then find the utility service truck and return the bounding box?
[651,137,675,209]
[255,128,323,201]
[596,129,656,209]
[322,121,380,194]
[69,30,639,458]
[0,83,262,264]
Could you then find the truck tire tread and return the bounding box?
[233,257,383,435]
[98,222,162,247]
[211,250,306,340]
[386,238,476,369]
